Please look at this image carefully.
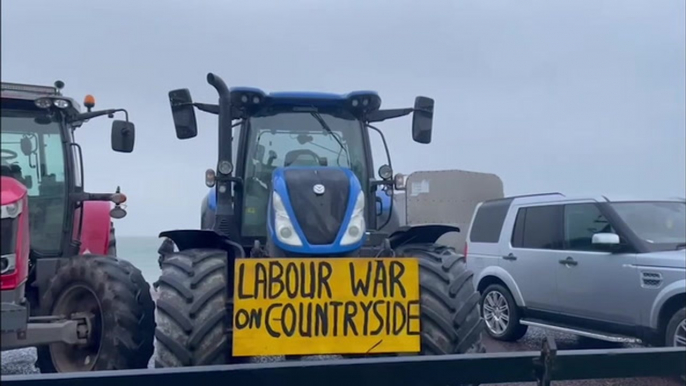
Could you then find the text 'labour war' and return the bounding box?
[237,260,409,300]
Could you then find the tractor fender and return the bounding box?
[73,201,112,255]
[388,224,460,250]
[159,229,244,259]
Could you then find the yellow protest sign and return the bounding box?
[232,257,420,357]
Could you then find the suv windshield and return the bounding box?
[610,201,686,251]
[241,110,367,238]
[1,108,67,254]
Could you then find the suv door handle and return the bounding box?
[559,257,578,266]
[502,253,518,261]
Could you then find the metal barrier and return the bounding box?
[2,336,685,386]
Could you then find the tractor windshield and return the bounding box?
[1,108,67,254]
[241,110,367,238]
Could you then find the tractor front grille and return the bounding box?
[284,168,350,245]
[1,217,17,256]
[1,217,18,275]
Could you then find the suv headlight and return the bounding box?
[341,191,366,246]
[272,191,303,247]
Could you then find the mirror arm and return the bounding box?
[193,102,220,115]
[71,108,129,123]
[70,192,120,203]
[365,108,414,123]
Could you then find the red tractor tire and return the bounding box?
[36,254,155,373]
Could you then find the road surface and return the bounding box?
[481,326,683,386]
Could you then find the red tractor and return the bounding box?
[0,81,155,373]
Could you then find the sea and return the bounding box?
[117,236,166,285]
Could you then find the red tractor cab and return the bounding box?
[0,81,155,373]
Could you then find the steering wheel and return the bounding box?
[1,149,18,162]
[284,149,321,166]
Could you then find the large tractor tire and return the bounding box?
[154,248,231,367]
[36,254,155,373]
[396,243,486,356]
[107,222,117,256]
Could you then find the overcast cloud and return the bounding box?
[2,0,684,236]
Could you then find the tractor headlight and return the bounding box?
[53,98,71,109]
[1,201,22,219]
[272,191,303,247]
[341,191,366,246]
[0,253,16,275]
[34,98,52,109]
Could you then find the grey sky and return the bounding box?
[2,0,684,237]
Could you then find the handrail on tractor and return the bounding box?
[2,336,685,386]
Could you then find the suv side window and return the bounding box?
[563,203,614,251]
[469,198,514,243]
[511,205,563,249]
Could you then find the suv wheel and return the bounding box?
[666,307,686,347]
[480,284,528,342]
[664,307,686,384]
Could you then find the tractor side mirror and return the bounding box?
[20,137,33,156]
[412,96,434,144]
[169,89,198,139]
[111,120,135,153]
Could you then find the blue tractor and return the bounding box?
[154,73,485,367]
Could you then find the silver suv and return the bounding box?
[464,193,686,349]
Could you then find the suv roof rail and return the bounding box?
[509,192,565,200]
[483,192,565,204]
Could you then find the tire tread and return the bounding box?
[154,248,230,368]
[396,243,486,356]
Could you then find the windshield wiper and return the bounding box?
[310,112,349,165]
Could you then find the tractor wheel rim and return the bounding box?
[49,283,103,372]
[483,291,509,335]
[674,319,686,347]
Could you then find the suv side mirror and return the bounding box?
[592,233,620,245]
[111,120,135,153]
[169,89,198,139]
[412,96,434,144]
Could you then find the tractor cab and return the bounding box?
[1,81,135,258]
[231,103,369,242]
[183,78,434,255]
